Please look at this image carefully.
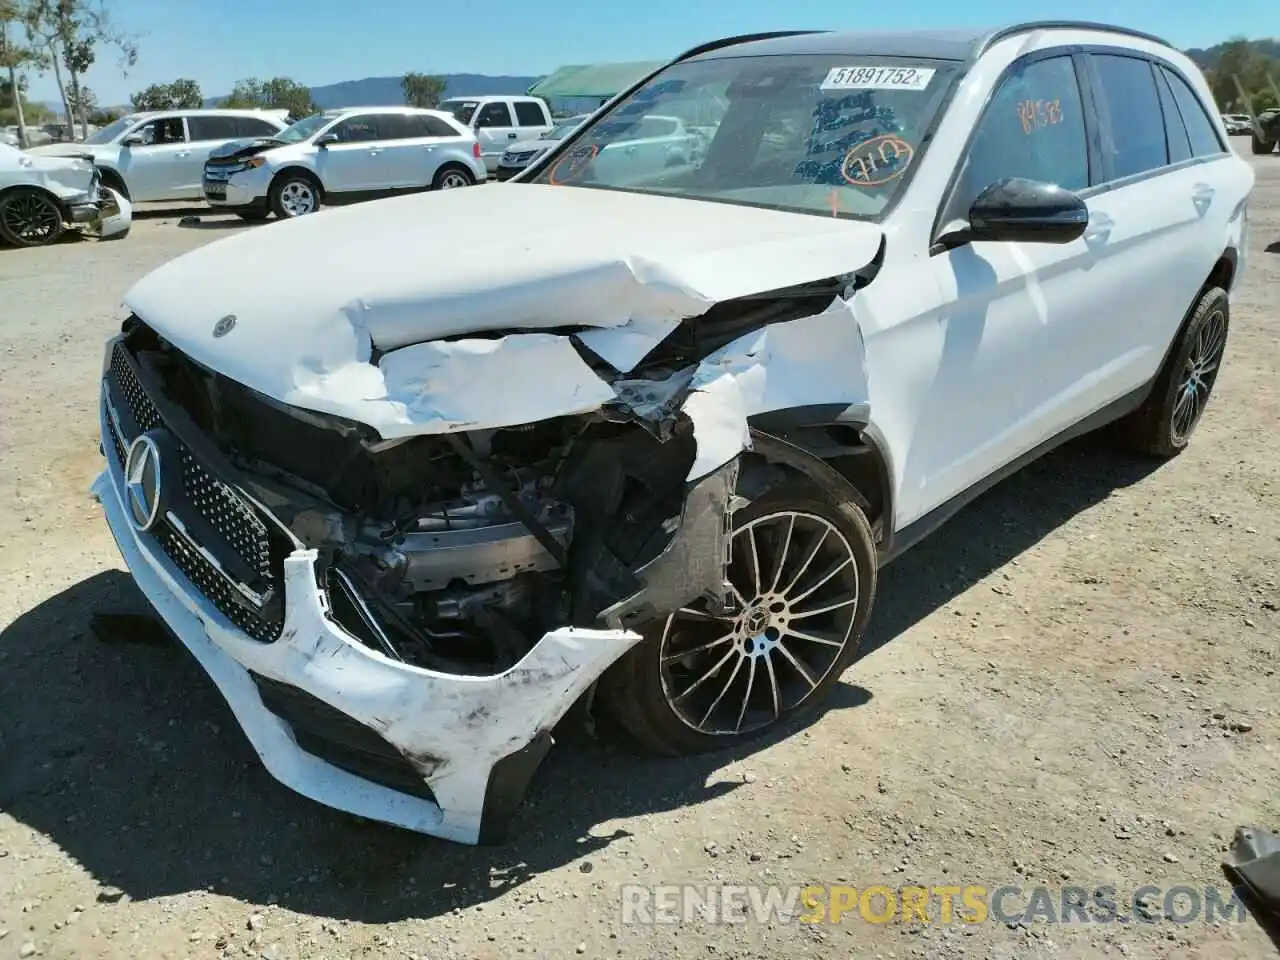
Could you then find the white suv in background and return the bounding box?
[202,106,486,220]
[439,95,554,172]
[26,109,290,203]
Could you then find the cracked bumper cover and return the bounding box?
[92,397,742,843]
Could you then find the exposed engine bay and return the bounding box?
[117,263,883,678]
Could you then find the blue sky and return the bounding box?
[28,0,1279,106]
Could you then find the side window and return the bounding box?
[186,115,239,142]
[422,115,460,137]
[513,101,546,126]
[1160,65,1226,157]
[374,114,417,140]
[475,102,513,128]
[331,115,379,142]
[1089,54,1167,180]
[132,117,187,145]
[1154,69,1192,164]
[237,116,284,138]
[949,55,1088,218]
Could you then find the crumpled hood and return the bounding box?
[207,137,285,162]
[123,183,883,429]
[26,142,103,161]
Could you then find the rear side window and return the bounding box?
[237,116,283,138]
[375,114,418,140]
[1154,70,1192,164]
[513,101,546,126]
[1160,65,1225,157]
[422,115,460,137]
[1089,54,1167,180]
[187,115,239,141]
[949,55,1089,216]
[332,115,379,142]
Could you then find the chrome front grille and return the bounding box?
[105,342,283,642]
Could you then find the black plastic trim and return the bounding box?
[673,31,826,64]
[478,730,554,844]
[881,382,1150,564]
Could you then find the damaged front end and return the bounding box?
[93,245,880,842]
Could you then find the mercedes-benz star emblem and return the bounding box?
[123,433,166,532]
[212,314,236,338]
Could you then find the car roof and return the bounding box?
[322,105,446,115]
[129,108,287,120]
[685,22,1172,64]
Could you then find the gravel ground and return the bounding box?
[1,150,1279,960]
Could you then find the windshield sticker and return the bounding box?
[1016,98,1064,134]
[821,66,936,92]
[840,134,914,187]
[548,144,599,185]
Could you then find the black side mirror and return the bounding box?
[967,177,1089,244]
[315,133,338,147]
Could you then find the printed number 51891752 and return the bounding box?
[821,66,937,91]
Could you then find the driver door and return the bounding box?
[473,101,517,172]
[897,52,1110,523]
[116,116,192,201]
[314,114,386,193]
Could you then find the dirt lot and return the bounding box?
[2,152,1279,960]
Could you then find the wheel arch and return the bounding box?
[96,165,130,199]
[743,408,897,556]
[271,165,325,198]
[0,183,70,220]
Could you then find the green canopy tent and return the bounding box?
[528,61,667,105]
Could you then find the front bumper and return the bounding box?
[92,340,642,843]
[203,171,268,208]
[67,186,132,239]
[495,163,529,181]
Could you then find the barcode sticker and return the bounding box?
[821,66,936,91]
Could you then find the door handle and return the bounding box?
[508,132,518,138]
[1083,211,1114,243]
[1192,183,1215,212]
[176,151,190,158]
[368,148,381,155]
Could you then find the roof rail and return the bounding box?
[673,30,829,63]
[978,21,1172,56]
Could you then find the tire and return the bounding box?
[1251,135,1276,155]
[236,210,270,222]
[432,164,475,190]
[601,479,878,756]
[1121,285,1229,457]
[268,173,322,218]
[0,188,65,247]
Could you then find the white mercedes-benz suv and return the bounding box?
[201,106,486,220]
[92,23,1253,845]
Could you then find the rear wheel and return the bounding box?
[269,173,321,218]
[1251,134,1276,155]
[1121,285,1229,457]
[432,164,475,190]
[0,188,65,247]
[602,481,878,756]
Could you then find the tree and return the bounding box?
[402,71,446,108]
[86,104,117,125]
[0,0,44,145]
[131,78,202,111]
[25,0,136,139]
[222,76,315,118]
[1201,36,1280,112]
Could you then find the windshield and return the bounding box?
[275,112,336,143]
[543,117,585,140]
[529,54,959,220]
[440,100,478,125]
[87,115,141,145]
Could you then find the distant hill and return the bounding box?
[203,73,541,109]
[1184,38,1280,69]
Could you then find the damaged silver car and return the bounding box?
[93,23,1254,842]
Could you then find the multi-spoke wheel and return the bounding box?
[602,482,878,756]
[269,174,321,219]
[432,164,476,190]
[0,188,65,247]
[1122,285,1230,457]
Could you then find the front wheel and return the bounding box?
[432,164,475,190]
[1251,135,1276,155]
[601,481,878,756]
[1121,285,1229,457]
[269,175,321,218]
[0,188,65,247]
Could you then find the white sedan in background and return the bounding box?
[0,143,131,247]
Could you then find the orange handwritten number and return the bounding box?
[1017,98,1063,134]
